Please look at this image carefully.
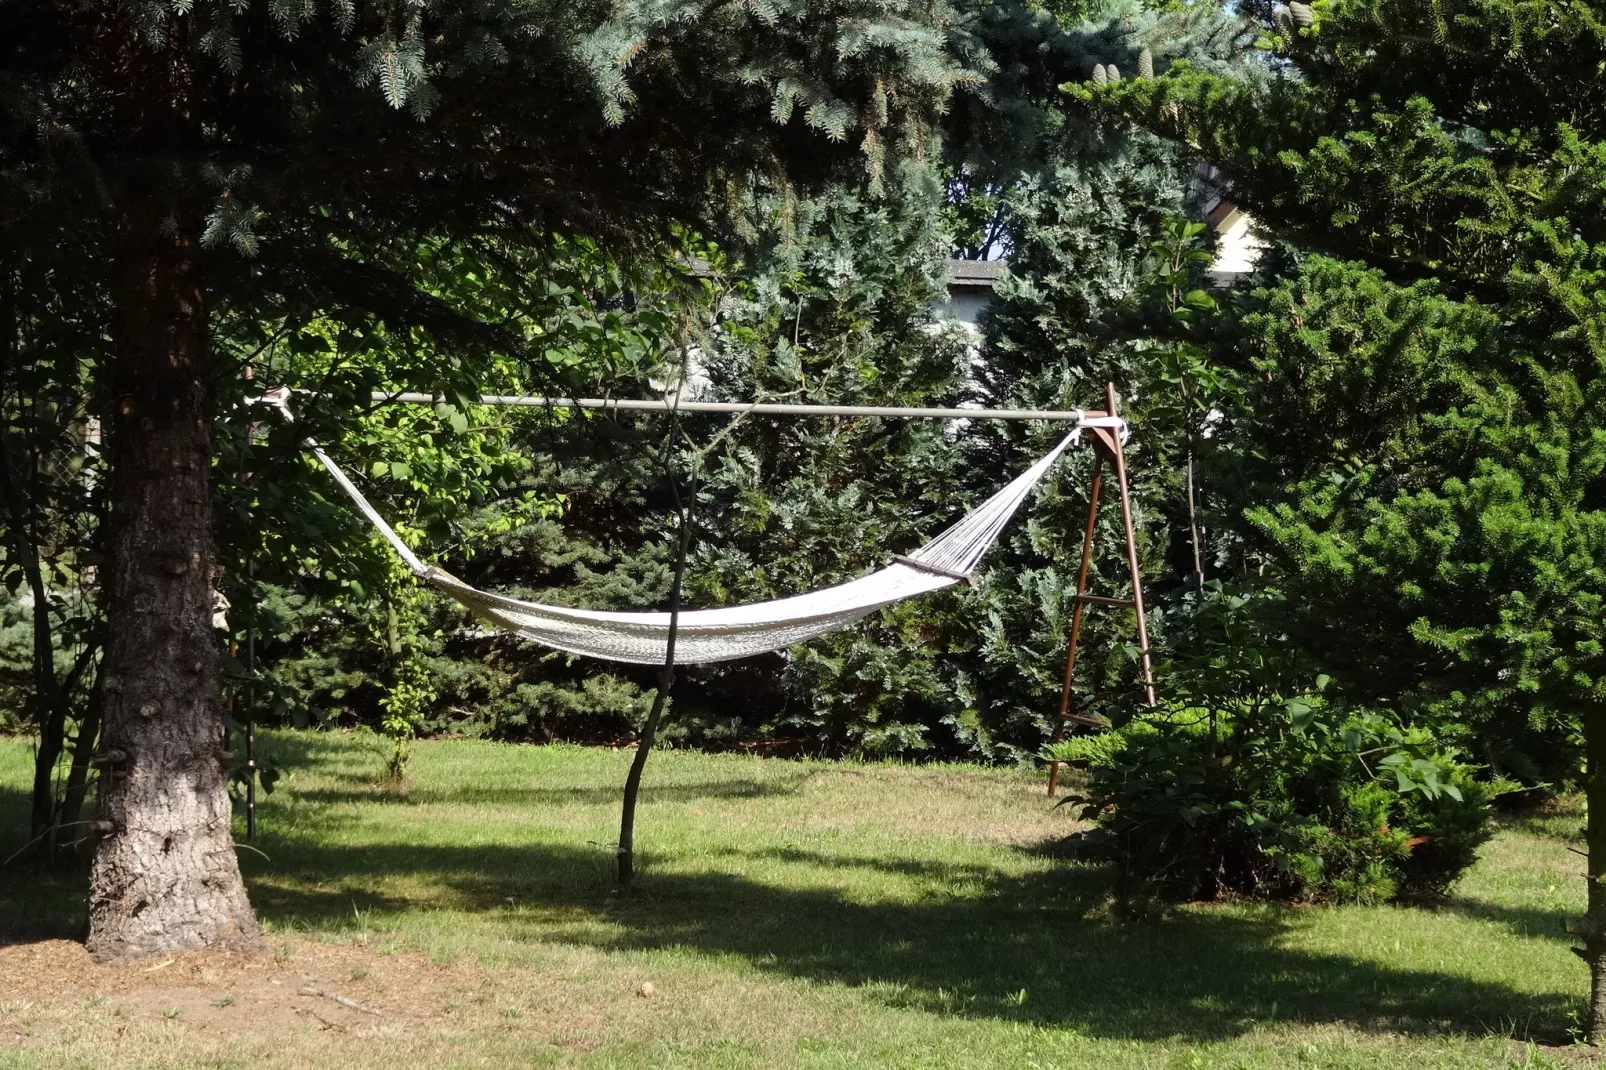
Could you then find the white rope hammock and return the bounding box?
[268,392,1122,664]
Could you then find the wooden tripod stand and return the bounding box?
[1044,383,1157,796]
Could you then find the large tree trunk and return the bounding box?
[84,192,260,961]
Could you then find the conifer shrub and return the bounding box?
[0,595,32,732]
[1055,706,1500,908]
[1052,591,1502,910]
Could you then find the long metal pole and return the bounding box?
[245,556,257,840]
[1046,459,1102,797]
[241,364,260,838]
[1106,384,1157,705]
[372,392,1092,422]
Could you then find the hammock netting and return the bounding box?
[308,413,1119,665]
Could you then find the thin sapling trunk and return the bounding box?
[0,453,65,844]
[0,278,67,846]
[57,654,104,852]
[617,387,696,888]
[1582,706,1606,1042]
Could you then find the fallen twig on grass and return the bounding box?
[292,974,386,1016]
[298,1006,348,1032]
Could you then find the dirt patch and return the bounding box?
[0,933,699,1069]
[0,938,446,1041]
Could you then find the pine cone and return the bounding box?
[1290,1,1314,25]
[1138,48,1154,79]
[1092,64,1109,85]
[1105,64,1122,83]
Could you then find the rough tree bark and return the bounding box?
[85,27,260,958]
[86,194,261,960]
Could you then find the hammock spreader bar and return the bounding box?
[373,392,1105,425]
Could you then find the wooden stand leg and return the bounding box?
[1044,383,1158,797]
[1047,460,1102,797]
[1104,383,1156,705]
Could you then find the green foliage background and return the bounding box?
[0,0,1258,771]
[0,0,1528,916]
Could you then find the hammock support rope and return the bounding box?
[259,389,1128,665]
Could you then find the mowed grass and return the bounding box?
[0,731,1595,1069]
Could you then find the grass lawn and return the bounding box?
[0,731,1595,1069]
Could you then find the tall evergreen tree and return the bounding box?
[224,0,1253,764]
[1078,0,1606,1038]
[0,0,981,961]
[952,0,1251,751]
[687,167,978,756]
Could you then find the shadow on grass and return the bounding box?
[294,776,808,809]
[1493,804,1586,844]
[233,833,1576,1044]
[0,759,1579,1045]
[252,729,391,785]
[1439,898,1573,944]
[0,783,89,944]
[254,731,814,808]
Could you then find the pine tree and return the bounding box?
[0,0,982,962]
[1078,0,1606,1038]
[685,165,978,756]
[951,0,1250,754]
